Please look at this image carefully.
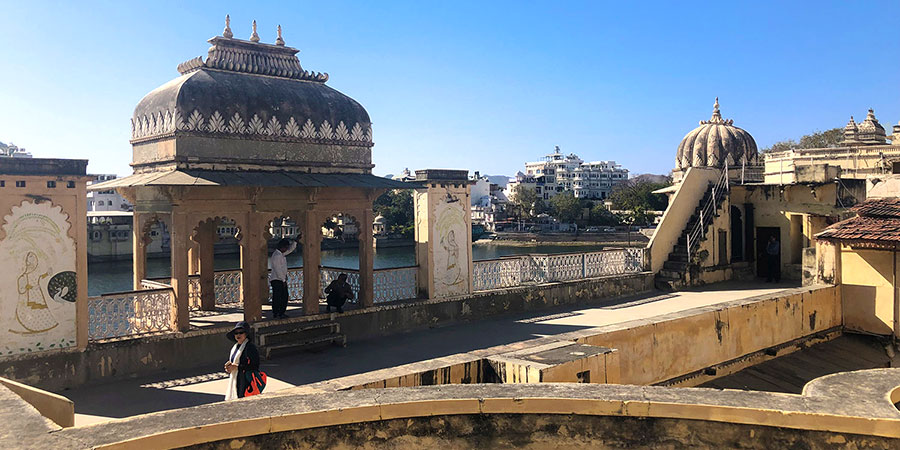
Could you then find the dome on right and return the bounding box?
[675,98,758,172]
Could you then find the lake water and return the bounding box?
[87,243,610,296]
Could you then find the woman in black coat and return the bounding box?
[224,321,261,399]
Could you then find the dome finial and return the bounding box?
[223,15,233,39]
[276,25,285,46]
[250,20,260,42]
[709,97,724,124]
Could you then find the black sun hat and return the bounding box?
[226,321,251,342]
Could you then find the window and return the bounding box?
[15,181,25,188]
[67,181,75,188]
[108,200,113,206]
[47,180,56,188]
[0,181,5,187]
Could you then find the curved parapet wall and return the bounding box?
[21,369,900,449]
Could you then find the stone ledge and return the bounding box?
[41,371,900,449]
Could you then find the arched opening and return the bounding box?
[88,215,170,296]
[189,216,243,311]
[320,213,361,312]
[265,215,303,318]
[730,206,743,261]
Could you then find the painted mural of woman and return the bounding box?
[440,229,462,285]
[12,252,58,334]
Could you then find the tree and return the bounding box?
[510,185,538,218]
[589,204,620,226]
[762,128,843,153]
[550,191,581,223]
[609,179,671,212]
[374,189,414,237]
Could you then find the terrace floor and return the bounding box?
[66,280,799,426]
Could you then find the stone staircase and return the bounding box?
[255,320,346,360]
[655,181,728,290]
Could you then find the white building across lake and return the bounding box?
[508,146,628,201]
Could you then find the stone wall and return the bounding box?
[0,272,653,391]
[185,414,899,450]
[576,285,841,385]
[32,376,900,449]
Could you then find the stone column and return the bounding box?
[170,210,191,332]
[197,220,217,311]
[188,237,201,275]
[357,208,375,308]
[413,169,473,299]
[74,179,89,349]
[302,209,322,315]
[240,213,265,323]
[132,212,148,290]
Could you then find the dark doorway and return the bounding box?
[730,206,743,261]
[718,230,727,265]
[756,227,780,278]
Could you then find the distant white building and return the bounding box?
[87,174,132,212]
[470,171,509,232]
[508,146,628,201]
[0,142,33,158]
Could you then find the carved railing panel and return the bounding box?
[213,270,242,305]
[473,258,522,291]
[188,277,201,310]
[285,267,304,301]
[473,249,645,292]
[88,288,173,340]
[373,266,418,303]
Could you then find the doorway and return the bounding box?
[756,227,780,278]
[730,206,743,261]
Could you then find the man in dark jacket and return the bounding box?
[324,273,353,313]
[765,235,781,283]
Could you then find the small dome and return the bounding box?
[675,98,758,171]
[373,215,386,224]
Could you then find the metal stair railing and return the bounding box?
[686,163,729,261]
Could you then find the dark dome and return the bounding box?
[675,99,758,171]
[129,26,374,172]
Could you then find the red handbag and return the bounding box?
[244,370,267,397]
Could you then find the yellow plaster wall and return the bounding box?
[0,174,90,352]
[577,286,841,385]
[840,246,896,336]
[540,349,621,384]
[730,184,843,278]
[0,376,73,427]
[694,196,731,269]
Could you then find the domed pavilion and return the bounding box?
[673,98,758,181]
[91,19,411,329]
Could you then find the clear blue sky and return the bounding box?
[1,1,897,177]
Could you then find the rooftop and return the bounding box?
[816,197,900,245]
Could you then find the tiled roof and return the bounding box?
[851,197,900,218]
[816,216,900,243]
[817,198,900,243]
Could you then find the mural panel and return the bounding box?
[433,194,469,297]
[0,201,76,355]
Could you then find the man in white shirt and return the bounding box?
[268,238,297,318]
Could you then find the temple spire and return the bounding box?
[276,25,285,46]
[223,15,233,39]
[250,20,260,42]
